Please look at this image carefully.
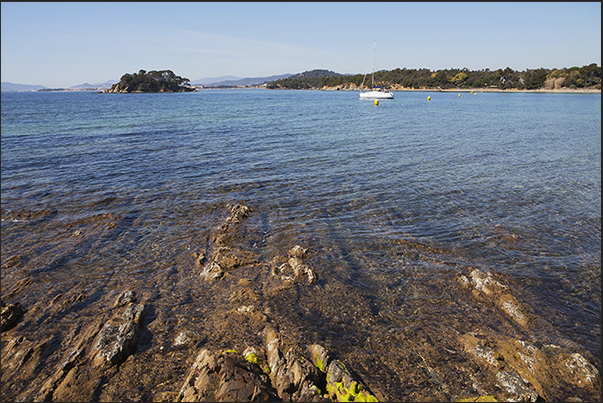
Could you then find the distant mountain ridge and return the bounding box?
[69,80,116,89]
[1,81,116,91]
[1,82,47,92]
[288,69,343,79]
[191,74,293,87]
[3,74,295,91]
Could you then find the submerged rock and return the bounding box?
[271,245,317,285]
[495,371,538,402]
[200,204,259,281]
[461,268,530,328]
[113,290,136,307]
[460,330,601,402]
[563,352,601,389]
[1,301,26,332]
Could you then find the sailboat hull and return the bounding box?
[359,90,394,99]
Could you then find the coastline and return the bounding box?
[314,86,601,94]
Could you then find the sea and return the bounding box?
[1,89,601,399]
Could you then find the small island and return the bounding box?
[104,69,196,93]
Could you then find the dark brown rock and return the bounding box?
[91,303,145,368]
[178,349,278,402]
[1,301,26,332]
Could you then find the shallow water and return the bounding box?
[1,89,600,401]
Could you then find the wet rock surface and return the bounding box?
[1,300,26,332]
[1,203,600,402]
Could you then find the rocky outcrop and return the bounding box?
[178,349,278,402]
[458,269,601,402]
[91,293,145,368]
[27,290,147,402]
[199,204,260,281]
[178,325,378,402]
[460,268,529,328]
[270,245,317,285]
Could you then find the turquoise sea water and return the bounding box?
[1,89,601,364]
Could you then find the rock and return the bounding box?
[473,343,500,367]
[495,294,528,327]
[288,245,307,258]
[194,252,206,267]
[201,261,226,281]
[265,327,375,401]
[178,349,277,402]
[231,287,262,304]
[307,344,330,371]
[271,245,317,285]
[495,371,538,402]
[469,269,506,295]
[200,205,260,282]
[264,327,326,401]
[114,290,136,307]
[234,305,268,323]
[226,203,251,224]
[91,303,145,368]
[1,301,26,332]
[322,357,378,402]
[564,353,600,388]
[463,269,530,328]
[174,331,200,349]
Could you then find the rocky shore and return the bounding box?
[262,81,601,94]
[2,203,600,402]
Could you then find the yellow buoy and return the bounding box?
[427,96,431,101]
[458,94,461,97]
[374,100,379,106]
[475,93,477,96]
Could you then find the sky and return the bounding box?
[1,2,601,88]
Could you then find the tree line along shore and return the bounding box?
[88,65,601,93]
[263,64,601,92]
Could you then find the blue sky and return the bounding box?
[1,2,601,87]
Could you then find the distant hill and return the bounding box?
[266,69,347,90]
[69,80,116,90]
[288,70,342,79]
[192,74,293,87]
[1,82,47,92]
[190,75,241,85]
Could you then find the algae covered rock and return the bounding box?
[177,326,378,402]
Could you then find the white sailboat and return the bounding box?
[359,40,394,99]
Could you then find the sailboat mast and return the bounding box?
[371,40,376,88]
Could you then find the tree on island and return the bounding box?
[105,69,195,93]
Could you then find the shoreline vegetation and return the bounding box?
[258,86,602,94]
[260,65,601,93]
[18,64,601,93]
